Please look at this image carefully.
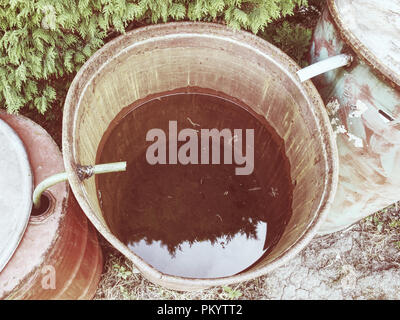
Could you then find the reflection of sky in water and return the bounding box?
[128,221,267,278]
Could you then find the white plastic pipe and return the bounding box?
[33,161,127,209]
[297,54,353,82]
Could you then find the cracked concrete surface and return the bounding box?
[259,224,400,300]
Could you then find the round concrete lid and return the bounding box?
[0,118,33,272]
[329,0,400,89]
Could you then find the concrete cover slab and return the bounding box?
[0,118,33,272]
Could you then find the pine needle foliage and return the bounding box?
[0,0,307,114]
[260,20,312,67]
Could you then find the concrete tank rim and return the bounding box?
[328,0,400,90]
[62,22,339,289]
[0,117,33,273]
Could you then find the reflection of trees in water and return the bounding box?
[96,91,294,258]
[126,217,259,256]
[109,160,289,257]
[122,205,260,256]
[98,141,293,258]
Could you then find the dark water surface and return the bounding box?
[96,87,293,278]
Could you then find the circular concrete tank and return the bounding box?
[0,112,102,299]
[63,22,338,291]
[310,0,400,234]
